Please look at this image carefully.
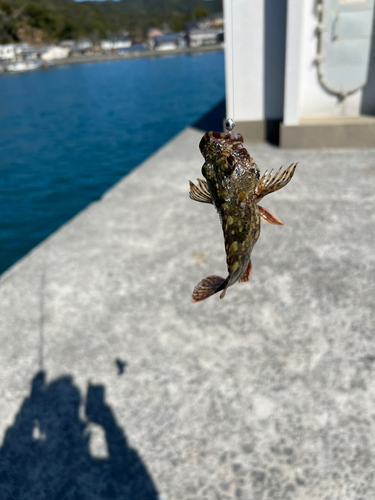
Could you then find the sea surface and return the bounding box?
[0,51,225,275]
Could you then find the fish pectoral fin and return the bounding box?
[238,259,252,283]
[253,162,298,204]
[189,179,212,204]
[258,206,283,225]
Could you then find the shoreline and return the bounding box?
[51,44,223,67]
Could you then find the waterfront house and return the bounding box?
[185,28,222,47]
[112,38,131,51]
[71,40,93,55]
[0,44,16,61]
[0,43,39,62]
[60,40,75,49]
[0,43,38,62]
[100,40,113,52]
[153,33,185,51]
[100,37,131,53]
[18,45,39,60]
[147,28,165,39]
[147,28,166,49]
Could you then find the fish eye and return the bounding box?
[227,157,234,167]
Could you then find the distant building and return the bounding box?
[75,40,92,52]
[18,45,39,60]
[112,38,132,50]
[147,28,166,49]
[0,44,38,62]
[100,41,113,52]
[183,19,222,47]
[153,33,185,51]
[0,44,16,61]
[185,28,221,48]
[147,28,165,39]
[59,40,75,49]
[100,38,131,52]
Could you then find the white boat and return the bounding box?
[5,60,42,73]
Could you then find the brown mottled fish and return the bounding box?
[189,130,297,302]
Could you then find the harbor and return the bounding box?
[0,43,223,73]
[0,13,224,73]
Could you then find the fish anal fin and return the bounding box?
[258,206,283,225]
[254,162,298,204]
[192,275,226,303]
[189,179,212,204]
[238,260,252,283]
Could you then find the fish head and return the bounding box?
[199,131,259,190]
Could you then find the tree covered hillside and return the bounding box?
[0,0,223,44]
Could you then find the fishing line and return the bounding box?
[230,0,235,121]
[225,0,235,132]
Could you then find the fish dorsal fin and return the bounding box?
[189,179,213,204]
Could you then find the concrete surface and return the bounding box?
[1,127,375,499]
[280,115,375,148]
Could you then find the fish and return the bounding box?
[189,130,297,303]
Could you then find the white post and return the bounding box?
[224,0,265,123]
[283,0,305,126]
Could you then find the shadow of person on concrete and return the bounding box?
[0,371,158,500]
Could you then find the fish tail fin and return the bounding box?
[191,275,229,303]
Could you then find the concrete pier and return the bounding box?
[1,128,375,498]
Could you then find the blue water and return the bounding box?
[0,51,224,275]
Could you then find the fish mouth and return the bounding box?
[199,131,244,154]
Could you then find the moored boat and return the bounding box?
[5,60,42,73]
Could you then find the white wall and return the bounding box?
[224,0,288,123]
[224,0,375,126]
[284,0,371,124]
[298,0,362,120]
[283,0,305,125]
[224,0,265,122]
